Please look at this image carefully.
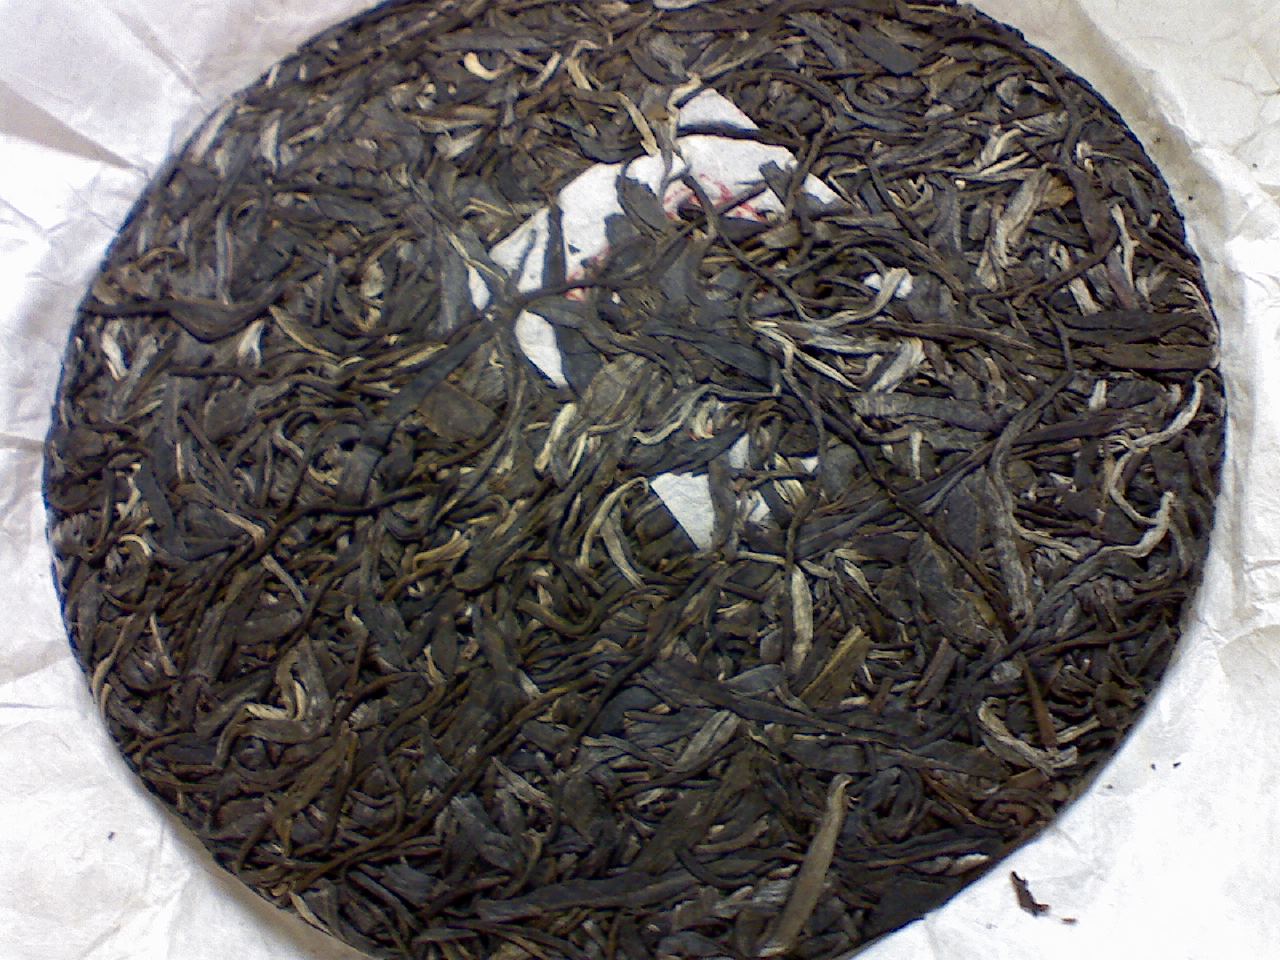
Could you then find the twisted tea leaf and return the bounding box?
[45,2,1224,959]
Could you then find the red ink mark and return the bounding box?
[563,254,607,301]
[664,177,771,222]
[564,265,586,301]
[663,183,695,217]
[555,175,774,307]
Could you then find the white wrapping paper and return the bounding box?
[2,2,1277,958]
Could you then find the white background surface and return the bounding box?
[1,2,1277,958]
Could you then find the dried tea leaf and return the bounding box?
[43,4,1224,960]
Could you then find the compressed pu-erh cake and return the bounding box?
[44,1,1224,958]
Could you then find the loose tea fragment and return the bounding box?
[1010,871,1051,917]
[44,2,1224,959]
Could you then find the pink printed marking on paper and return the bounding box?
[465,88,837,548]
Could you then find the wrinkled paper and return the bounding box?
[2,2,1278,959]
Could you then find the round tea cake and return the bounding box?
[45,1,1224,957]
